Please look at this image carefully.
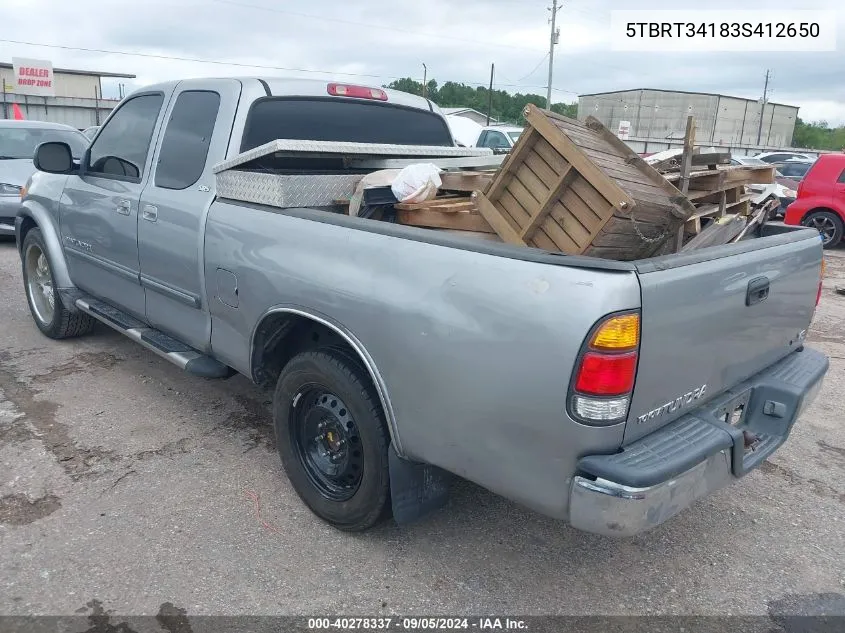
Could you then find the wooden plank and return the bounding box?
[508,176,542,220]
[397,208,494,232]
[472,193,526,245]
[524,105,635,212]
[523,151,559,185]
[532,137,569,175]
[521,164,574,240]
[724,165,774,184]
[439,171,494,192]
[582,115,696,220]
[570,177,613,222]
[687,172,727,191]
[514,163,550,203]
[585,152,667,185]
[549,201,592,246]
[718,190,727,217]
[394,196,469,211]
[560,186,606,233]
[676,116,695,252]
[484,127,539,199]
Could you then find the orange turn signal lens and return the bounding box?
[590,314,640,350]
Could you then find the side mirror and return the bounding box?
[34,142,75,174]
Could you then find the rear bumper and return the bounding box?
[568,347,828,537]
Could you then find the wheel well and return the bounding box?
[804,207,844,222]
[251,313,358,389]
[17,215,37,252]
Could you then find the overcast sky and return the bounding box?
[1,0,843,124]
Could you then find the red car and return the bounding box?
[784,154,845,248]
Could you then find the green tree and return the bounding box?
[791,117,845,150]
[384,77,578,125]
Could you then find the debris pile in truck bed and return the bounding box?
[394,106,775,259]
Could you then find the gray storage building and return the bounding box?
[1,62,136,129]
[578,88,800,149]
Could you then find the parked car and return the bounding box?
[755,151,814,164]
[82,126,100,140]
[0,120,88,237]
[784,154,845,248]
[774,159,815,180]
[16,77,828,536]
[475,125,523,153]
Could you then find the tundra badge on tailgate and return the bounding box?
[637,385,708,425]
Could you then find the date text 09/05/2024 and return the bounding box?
[625,22,820,38]
[307,617,528,630]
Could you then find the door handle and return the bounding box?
[116,199,131,215]
[142,205,158,222]
[746,276,770,306]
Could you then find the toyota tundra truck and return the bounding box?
[15,77,828,536]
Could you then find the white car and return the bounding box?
[754,151,814,164]
[475,125,524,152]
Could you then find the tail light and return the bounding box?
[327,83,388,101]
[569,312,640,425]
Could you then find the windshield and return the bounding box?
[0,127,89,160]
[507,131,522,142]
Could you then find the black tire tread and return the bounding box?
[803,210,844,249]
[273,347,390,532]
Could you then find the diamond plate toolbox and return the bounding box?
[215,171,363,208]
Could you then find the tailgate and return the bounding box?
[626,230,822,443]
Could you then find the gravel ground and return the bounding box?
[0,239,843,621]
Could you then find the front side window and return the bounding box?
[88,94,164,180]
[155,91,221,190]
[482,132,508,148]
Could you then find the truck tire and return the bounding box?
[273,348,391,531]
[21,229,96,339]
[802,210,843,249]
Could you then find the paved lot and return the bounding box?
[0,239,844,619]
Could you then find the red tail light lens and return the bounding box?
[569,312,641,425]
[327,83,388,101]
[575,351,638,396]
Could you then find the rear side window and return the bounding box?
[838,168,845,184]
[88,93,163,180]
[155,91,221,190]
[241,98,453,151]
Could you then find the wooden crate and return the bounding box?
[472,105,697,260]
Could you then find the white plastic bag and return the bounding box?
[390,163,442,203]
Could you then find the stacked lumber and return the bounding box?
[659,164,775,237]
[392,107,775,258]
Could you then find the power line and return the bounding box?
[517,53,549,82]
[209,0,545,53]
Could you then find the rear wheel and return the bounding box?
[273,348,391,531]
[21,229,96,339]
[802,210,844,249]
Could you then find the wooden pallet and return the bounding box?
[395,196,494,233]
[471,105,696,260]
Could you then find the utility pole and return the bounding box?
[422,63,427,99]
[486,63,494,125]
[755,69,771,146]
[546,0,561,109]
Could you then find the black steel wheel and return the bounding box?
[291,389,364,502]
[273,348,391,531]
[802,210,844,249]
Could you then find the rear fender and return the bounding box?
[16,201,74,289]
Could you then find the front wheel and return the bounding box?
[273,348,391,531]
[802,210,844,249]
[21,228,96,339]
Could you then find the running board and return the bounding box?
[75,297,232,379]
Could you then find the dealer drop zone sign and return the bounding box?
[11,57,55,97]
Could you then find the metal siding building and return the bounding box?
[1,63,135,129]
[578,89,800,149]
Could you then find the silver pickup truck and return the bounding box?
[15,77,828,536]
